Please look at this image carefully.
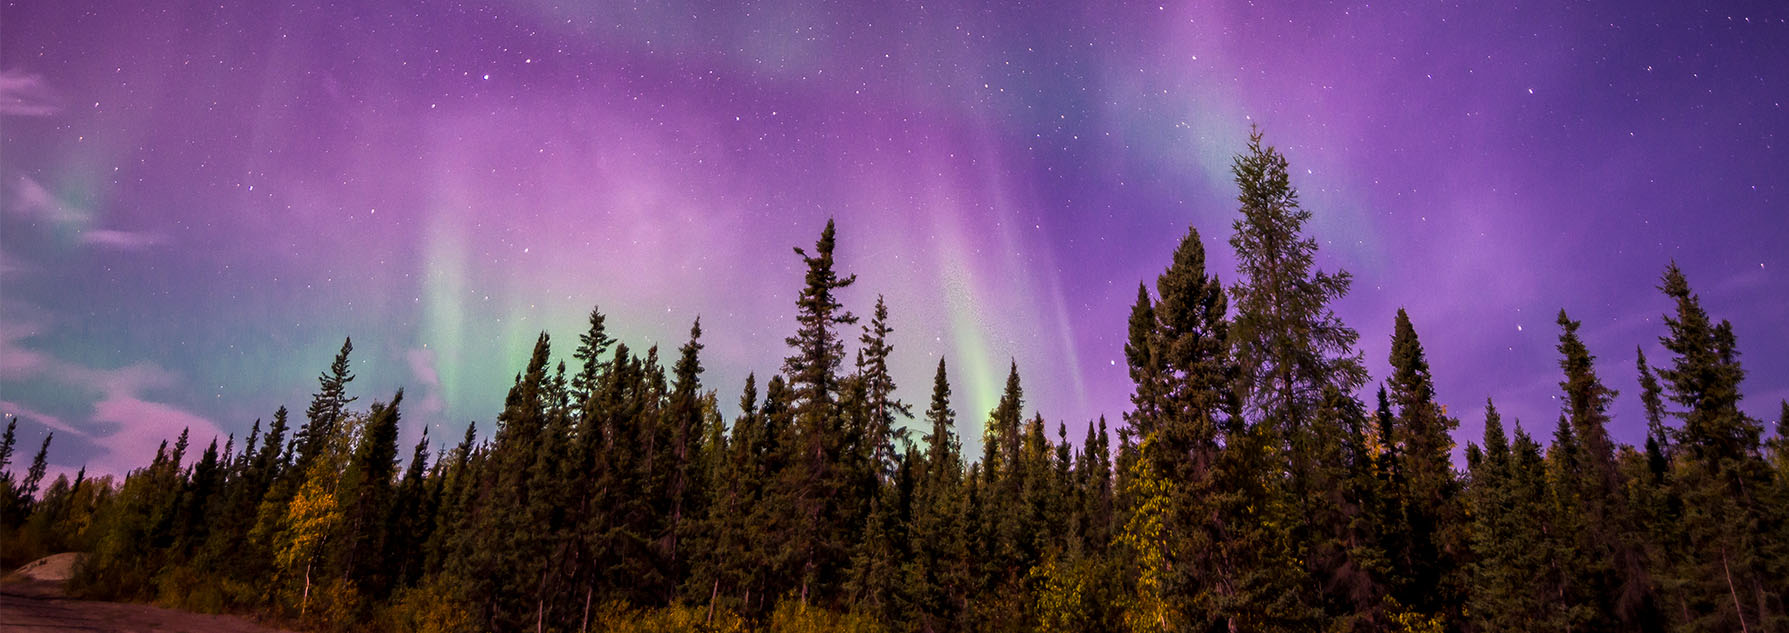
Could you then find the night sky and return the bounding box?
[3,1,1784,477]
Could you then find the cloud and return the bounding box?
[0,70,57,117]
[0,315,53,379]
[0,247,30,276]
[1,299,223,474]
[406,347,447,420]
[81,229,163,250]
[0,400,82,437]
[87,377,228,472]
[6,175,90,226]
[5,176,162,251]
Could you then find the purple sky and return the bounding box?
[3,0,1785,477]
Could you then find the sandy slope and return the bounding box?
[9,553,84,582]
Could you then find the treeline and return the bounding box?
[3,129,1787,632]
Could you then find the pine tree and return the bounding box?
[0,417,17,509]
[1637,348,1672,478]
[1122,224,1243,628]
[387,424,434,590]
[1465,401,1551,631]
[1383,308,1465,622]
[6,431,53,521]
[466,333,555,630]
[296,338,357,474]
[175,437,221,556]
[1654,263,1784,631]
[979,361,1030,609]
[1224,127,1367,628]
[1554,310,1661,629]
[780,219,859,606]
[858,295,913,481]
[660,318,707,600]
[906,359,970,632]
[570,305,616,412]
[334,390,404,599]
[1227,126,1366,432]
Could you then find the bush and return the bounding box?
[767,600,886,633]
[590,600,750,633]
[383,579,478,633]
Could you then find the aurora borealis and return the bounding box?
[2,0,1784,476]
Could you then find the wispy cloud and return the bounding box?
[1,300,224,473]
[6,175,90,226]
[81,364,228,472]
[5,175,162,251]
[0,247,30,276]
[406,347,448,422]
[0,70,57,117]
[0,315,53,379]
[81,229,163,250]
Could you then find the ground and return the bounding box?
[0,579,296,633]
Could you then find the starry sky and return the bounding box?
[3,0,1785,477]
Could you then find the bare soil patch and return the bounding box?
[0,579,296,633]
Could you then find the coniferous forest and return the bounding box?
[3,131,1786,633]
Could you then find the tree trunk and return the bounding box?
[300,562,312,619]
[580,585,592,633]
[706,578,719,624]
[1724,548,1751,633]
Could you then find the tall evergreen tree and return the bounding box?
[1226,126,1366,431]
[1383,308,1465,622]
[858,295,913,480]
[780,219,860,606]
[906,359,970,632]
[1654,263,1784,631]
[334,390,404,598]
[1555,310,1660,630]
[570,305,616,411]
[296,338,357,474]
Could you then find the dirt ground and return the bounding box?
[0,580,297,633]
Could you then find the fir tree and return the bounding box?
[296,338,357,474]
[780,219,859,606]
[1654,263,1784,631]
[1383,308,1465,623]
[570,305,616,411]
[334,390,404,599]
[858,295,913,480]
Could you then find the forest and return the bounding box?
[2,130,1785,633]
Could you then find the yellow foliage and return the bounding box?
[298,577,363,633]
[1383,596,1445,633]
[156,564,226,613]
[765,601,885,633]
[1118,436,1179,633]
[1032,557,1095,633]
[384,580,479,633]
[588,600,753,633]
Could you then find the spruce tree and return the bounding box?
[1555,310,1661,629]
[1637,347,1673,477]
[1383,308,1465,622]
[858,295,912,480]
[1224,127,1367,628]
[1654,263,1784,631]
[333,390,404,598]
[570,305,616,412]
[780,219,859,606]
[907,359,970,631]
[1227,126,1366,431]
[296,338,357,474]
